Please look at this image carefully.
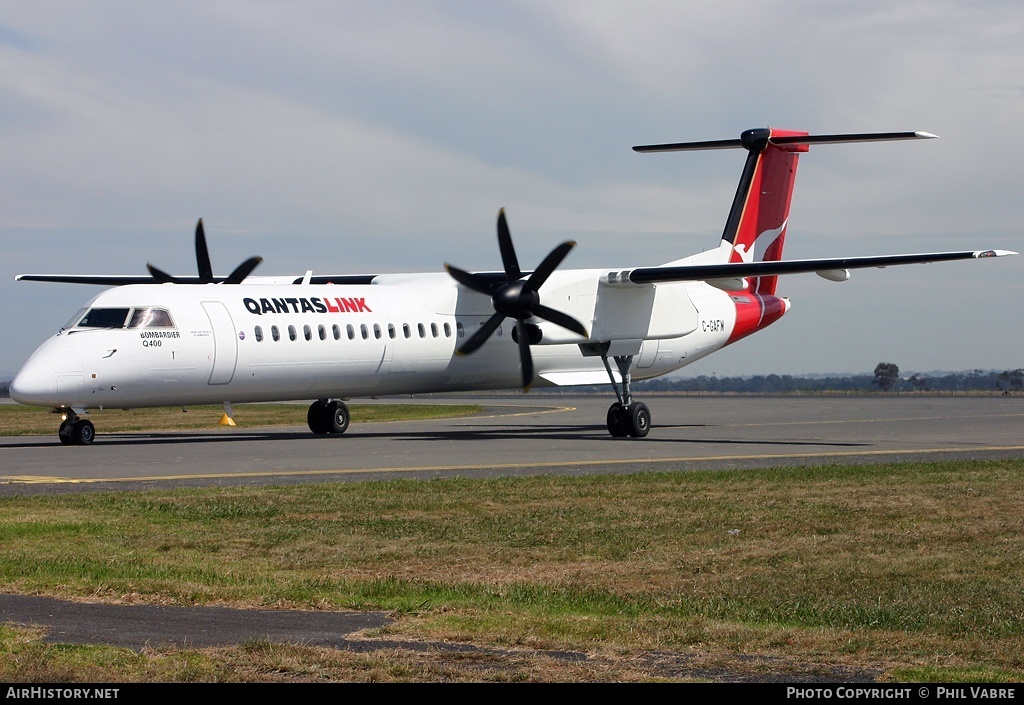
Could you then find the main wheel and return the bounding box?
[326,401,350,434]
[307,401,331,434]
[626,402,651,438]
[72,419,95,445]
[606,403,629,437]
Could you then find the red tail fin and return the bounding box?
[723,128,807,295]
[633,128,937,296]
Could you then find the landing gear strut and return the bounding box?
[57,410,95,446]
[307,399,350,435]
[602,354,651,438]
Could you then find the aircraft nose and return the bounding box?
[11,342,83,406]
[10,358,55,405]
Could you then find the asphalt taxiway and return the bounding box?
[2,394,1023,494]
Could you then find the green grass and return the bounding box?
[0,402,482,435]
[2,459,1024,681]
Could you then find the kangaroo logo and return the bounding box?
[734,219,788,263]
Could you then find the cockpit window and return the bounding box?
[69,307,175,330]
[128,308,174,328]
[62,308,88,330]
[76,308,130,328]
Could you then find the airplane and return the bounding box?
[10,127,1016,445]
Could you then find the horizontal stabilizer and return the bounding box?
[634,131,937,153]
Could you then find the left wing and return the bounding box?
[15,273,164,285]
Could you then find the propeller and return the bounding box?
[445,209,588,390]
[147,219,263,284]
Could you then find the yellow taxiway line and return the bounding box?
[4,445,1024,485]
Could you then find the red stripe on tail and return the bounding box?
[729,128,806,296]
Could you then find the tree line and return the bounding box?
[2,366,1022,398]
[635,364,1024,394]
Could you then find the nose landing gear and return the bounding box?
[307,399,350,435]
[57,410,95,445]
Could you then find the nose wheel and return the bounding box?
[57,412,95,445]
[307,399,350,435]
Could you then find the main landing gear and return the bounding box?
[307,399,350,435]
[57,410,95,446]
[602,354,651,438]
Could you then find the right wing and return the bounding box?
[613,249,1016,288]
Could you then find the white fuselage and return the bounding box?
[11,270,747,410]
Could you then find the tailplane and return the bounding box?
[634,129,937,295]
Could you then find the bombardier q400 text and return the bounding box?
[11,128,1016,445]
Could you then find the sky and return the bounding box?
[1,1,1021,379]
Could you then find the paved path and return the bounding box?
[0,594,390,650]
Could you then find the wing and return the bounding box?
[620,249,1016,287]
[14,274,162,285]
[15,219,269,286]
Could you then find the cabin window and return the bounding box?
[403,323,411,339]
[77,308,130,328]
[388,323,396,339]
[128,308,174,329]
[456,321,464,338]
[271,325,280,341]
[360,324,369,340]
[429,322,437,338]
[347,324,355,340]
[373,323,382,340]
[288,325,297,341]
[254,326,264,342]
[444,322,451,338]
[332,324,341,340]
[318,324,326,341]
[303,324,311,341]
[417,323,426,338]
[496,324,503,337]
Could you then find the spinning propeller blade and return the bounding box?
[195,219,214,283]
[445,209,588,389]
[146,219,262,284]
